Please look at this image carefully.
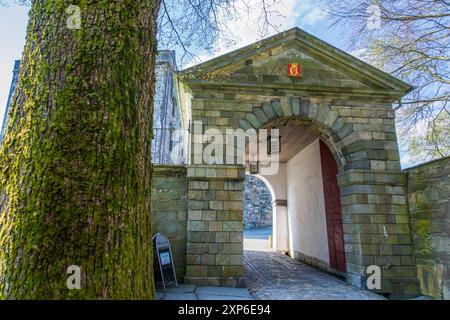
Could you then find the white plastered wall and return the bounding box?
[257,164,289,252]
[286,139,330,263]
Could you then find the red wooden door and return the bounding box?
[319,140,346,273]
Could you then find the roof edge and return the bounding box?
[180,27,413,95]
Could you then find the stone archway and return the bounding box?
[239,98,349,170]
[242,100,351,275]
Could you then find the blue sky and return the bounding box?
[0,1,414,167]
[0,3,28,126]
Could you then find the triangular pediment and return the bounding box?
[180,28,412,99]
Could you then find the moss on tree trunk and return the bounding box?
[0,0,160,299]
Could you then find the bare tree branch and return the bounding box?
[324,0,450,161]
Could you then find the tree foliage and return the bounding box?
[158,0,282,63]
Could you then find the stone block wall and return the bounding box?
[185,165,246,287]
[406,156,450,299]
[152,165,188,280]
[1,60,20,142]
[338,169,418,296]
[243,175,273,229]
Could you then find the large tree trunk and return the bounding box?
[0,0,160,299]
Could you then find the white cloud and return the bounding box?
[349,48,368,60]
[297,0,328,26]
[186,0,328,68]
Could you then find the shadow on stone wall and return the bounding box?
[152,165,188,281]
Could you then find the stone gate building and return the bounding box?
[2,28,449,299]
[152,28,449,299]
[178,27,419,295]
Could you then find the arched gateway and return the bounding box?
[175,28,419,296]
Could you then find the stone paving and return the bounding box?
[159,228,384,300]
[244,236,385,300]
[156,284,255,300]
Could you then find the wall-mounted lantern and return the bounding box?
[249,153,259,174]
[249,161,259,174]
[267,135,281,155]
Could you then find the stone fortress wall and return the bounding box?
[406,156,450,299]
[243,175,273,229]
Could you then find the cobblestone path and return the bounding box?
[244,239,384,300]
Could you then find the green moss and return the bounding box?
[0,1,160,299]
